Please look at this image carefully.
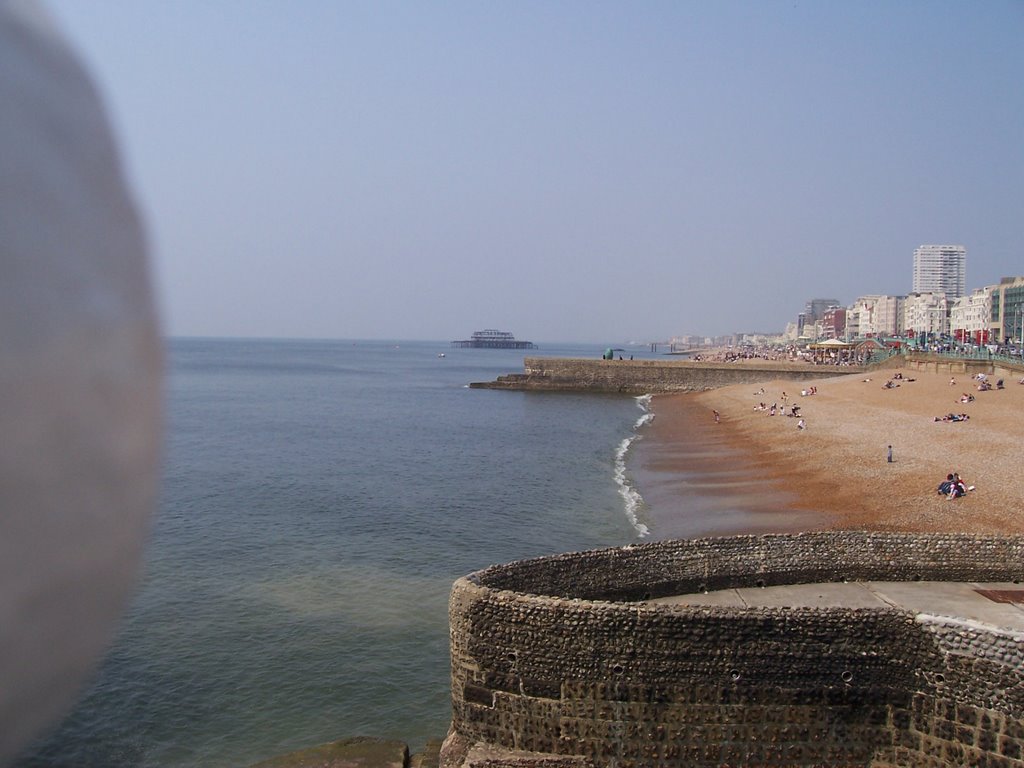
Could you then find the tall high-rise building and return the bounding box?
[804,298,841,323]
[912,245,966,298]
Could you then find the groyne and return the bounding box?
[443,532,1024,768]
[469,354,1024,394]
[470,358,860,394]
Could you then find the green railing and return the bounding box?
[867,349,1024,373]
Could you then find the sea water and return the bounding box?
[15,338,660,768]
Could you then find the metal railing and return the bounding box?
[867,348,1024,373]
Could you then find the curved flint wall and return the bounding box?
[445,532,1024,768]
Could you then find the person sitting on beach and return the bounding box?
[997,379,1004,389]
[790,405,800,417]
[959,393,974,403]
[949,377,956,386]
[796,418,806,430]
[769,403,777,416]
[947,473,968,499]
[937,473,954,495]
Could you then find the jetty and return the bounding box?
[451,329,536,350]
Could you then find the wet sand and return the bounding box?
[634,367,1024,537]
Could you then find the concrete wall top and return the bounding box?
[466,531,1024,601]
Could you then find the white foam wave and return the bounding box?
[613,395,654,538]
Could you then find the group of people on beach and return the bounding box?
[881,371,916,389]
[937,473,971,499]
[749,389,807,429]
[950,374,1006,391]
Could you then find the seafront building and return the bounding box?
[912,244,966,299]
[845,295,904,338]
[950,288,995,344]
[688,266,1024,351]
[820,307,846,339]
[804,298,841,322]
[989,275,1024,344]
[902,292,950,339]
[796,298,841,339]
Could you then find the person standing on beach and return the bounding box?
[713,409,720,423]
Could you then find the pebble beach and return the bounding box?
[642,366,1024,536]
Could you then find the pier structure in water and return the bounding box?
[450,329,537,350]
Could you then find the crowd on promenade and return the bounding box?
[688,340,1024,369]
[691,345,796,363]
[690,344,871,366]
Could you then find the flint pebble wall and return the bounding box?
[444,532,1024,768]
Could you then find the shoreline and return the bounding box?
[636,368,1024,536]
[631,394,831,540]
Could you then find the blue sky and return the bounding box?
[47,0,1023,343]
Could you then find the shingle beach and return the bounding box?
[642,367,1024,535]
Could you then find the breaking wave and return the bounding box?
[614,394,653,537]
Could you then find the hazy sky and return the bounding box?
[47,1,1023,343]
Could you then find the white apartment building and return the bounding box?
[912,244,966,299]
[903,292,950,337]
[872,295,903,336]
[950,288,994,344]
[844,295,904,338]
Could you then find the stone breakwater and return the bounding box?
[442,532,1024,768]
[470,358,863,394]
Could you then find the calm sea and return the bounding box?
[16,338,663,768]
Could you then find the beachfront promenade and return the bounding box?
[470,351,1024,394]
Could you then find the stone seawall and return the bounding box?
[900,354,1024,381]
[470,358,860,394]
[443,532,1024,768]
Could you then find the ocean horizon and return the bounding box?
[16,337,667,768]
